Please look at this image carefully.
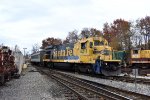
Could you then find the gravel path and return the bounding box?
[0,66,67,100]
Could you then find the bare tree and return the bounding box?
[79,28,102,39]
[136,16,150,49]
[103,19,133,50]
[79,28,90,39]
[32,43,40,53]
[63,38,70,44]
[64,30,78,44]
[90,28,102,37]
[41,37,62,49]
[14,45,20,52]
[131,24,143,48]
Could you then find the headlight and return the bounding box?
[105,63,107,65]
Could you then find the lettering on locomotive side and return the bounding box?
[58,51,61,56]
[65,49,68,56]
[68,49,73,56]
[62,50,65,56]
[53,49,73,57]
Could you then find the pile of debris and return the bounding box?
[0,46,19,85]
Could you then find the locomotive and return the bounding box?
[130,48,150,68]
[111,48,150,75]
[112,48,150,68]
[31,36,122,76]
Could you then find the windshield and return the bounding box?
[94,40,104,46]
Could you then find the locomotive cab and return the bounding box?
[93,38,121,76]
[132,48,140,58]
[131,48,150,69]
[75,37,121,76]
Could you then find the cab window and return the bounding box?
[133,50,138,54]
[94,40,104,46]
[90,42,93,48]
[81,43,86,49]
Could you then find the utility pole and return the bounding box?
[23,48,27,57]
[23,48,27,64]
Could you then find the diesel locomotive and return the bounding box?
[31,36,122,76]
[130,48,150,68]
[112,48,150,68]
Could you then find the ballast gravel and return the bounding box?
[63,72,150,96]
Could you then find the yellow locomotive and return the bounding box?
[43,36,121,76]
[131,48,150,68]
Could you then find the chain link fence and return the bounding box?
[13,51,24,74]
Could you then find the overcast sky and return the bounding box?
[0,0,150,53]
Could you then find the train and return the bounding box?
[130,48,150,68]
[31,36,122,76]
[111,48,150,75]
[0,46,18,85]
[112,49,150,68]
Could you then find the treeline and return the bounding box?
[41,28,103,49]
[34,16,150,53]
[103,16,150,50]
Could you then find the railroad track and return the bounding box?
[35,66,150,100]
[104,76,150,85]
[68,71,150,85]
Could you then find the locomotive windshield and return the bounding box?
[94,40,104,46]
[81,42,86,49]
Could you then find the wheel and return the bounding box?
[86,65,93,73]
[74,64,79,73]
[48,63,54,69]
